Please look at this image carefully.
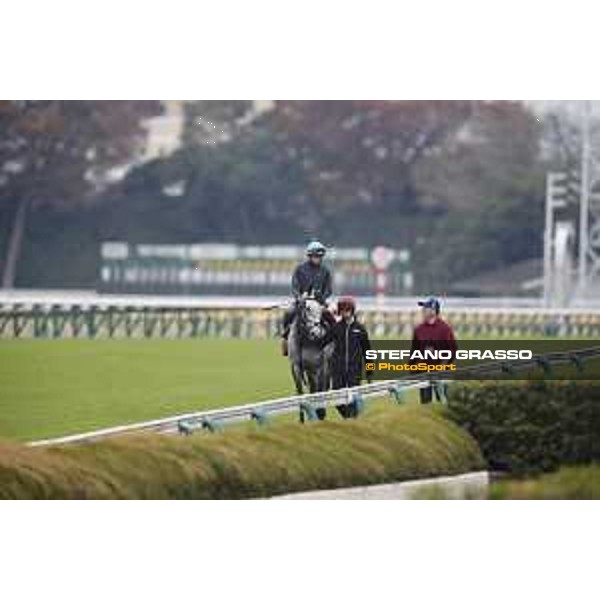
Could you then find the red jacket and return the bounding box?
[411,318,457,362]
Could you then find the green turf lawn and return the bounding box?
[1,337,598,442]
[0,338,295,441]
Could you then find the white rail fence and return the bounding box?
[3,291,600,339]
[29,344,600,448]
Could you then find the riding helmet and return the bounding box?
[305,240,327,257]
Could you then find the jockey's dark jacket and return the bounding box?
[323,317,371,385]
[292,261,332,303]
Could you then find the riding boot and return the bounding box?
[281,338,289,356]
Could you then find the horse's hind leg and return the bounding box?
[316,359,330,421]
[307,371,327,421]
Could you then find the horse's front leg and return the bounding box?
[290,362,306,423]
[307,368,327,421]
[291,362,304,395]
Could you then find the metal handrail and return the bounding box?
[28,344,600,448]
[27,380,428,447]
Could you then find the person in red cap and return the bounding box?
[323,296,372,418]
[411,296,457,404]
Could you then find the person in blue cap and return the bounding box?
[411,296,457,403]
[281,239,333,356]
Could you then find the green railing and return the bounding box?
[2,302,600,339]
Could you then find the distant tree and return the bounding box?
[0,101,161,287]
[263,101,474,229]
[414,102,541,209]
[95,100,547,293]
[179,100,473,229]
[412,101,545,289]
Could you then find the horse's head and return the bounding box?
[302,296,323,323]
[297,295,327,340]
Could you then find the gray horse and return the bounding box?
[288,296,334,421]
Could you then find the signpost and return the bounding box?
[370,245,395,335]
[371,246,395,305]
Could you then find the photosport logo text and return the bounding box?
[364,349,533,374]
[364,340,600,381]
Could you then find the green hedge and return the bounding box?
[491,464,600,499]
[447,381,600,475]
[0,407,484,499]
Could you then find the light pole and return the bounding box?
[544,174,556,305]
[544,172,569,306]
[578,100,591,294]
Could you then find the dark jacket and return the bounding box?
[324,317,371,386]
[291,261,332,303]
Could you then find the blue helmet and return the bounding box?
[306,240,327,257]
[418,296,441,314]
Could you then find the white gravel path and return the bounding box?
[274,471,489,500]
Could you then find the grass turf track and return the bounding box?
[1,337,598,442]
[0,339,297,441]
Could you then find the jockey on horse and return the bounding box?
[281,239,333,356]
